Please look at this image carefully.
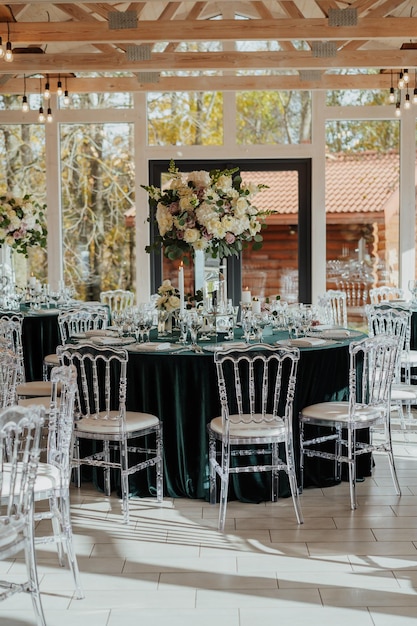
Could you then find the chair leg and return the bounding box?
[218,439,230,532]
[103,441,111,497]
[347,429,357,510]
[60,492,85,599]
[208,432,217,506]
[120,440,130,524]
[24,512,47,626]
[299,421,305,494]
[285,440,304,524]
[386,412,401,496]
[271,442,279,502]
[155,424,164,502]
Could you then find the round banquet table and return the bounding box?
[122,329,371,502]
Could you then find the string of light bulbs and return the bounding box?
[21,75,71,120]
[389,69,417,116]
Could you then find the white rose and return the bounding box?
[216,175,233,192]
[187,170,211,187]
[183,228,200,243]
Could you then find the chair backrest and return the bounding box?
[369,286,405,304]
[58,306,109,343]
[57,343,128,425]
[100,290,135,313]
[348,334,399,412]
[0,405,44,521]
[317,290,347,327]
[0,315,25,384]
[214,344,300,432]
[366,304,411,381]
[46,364,78,482]
[0,348,19,408]
[336,278,369,309]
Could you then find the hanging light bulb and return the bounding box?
[63,78,70,106]
[4,23,12,62]
[44,77,50,100]
[405,89,411,109]
[57,74,63,97]
[38,77,44,122]
[46,107,53,123]
[404,68,409,83]
[395,101,401,116]
[398,71,405,89]
[389,70,395,103]
[0,37,4,59]
[413,70,417,105]
[21,74,29,112]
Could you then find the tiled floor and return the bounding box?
[3,433,417,626]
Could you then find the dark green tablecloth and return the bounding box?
[125,331,370,501]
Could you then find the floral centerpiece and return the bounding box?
[156,279,180,311]
[0,193,47,256]
[142,160,269,261]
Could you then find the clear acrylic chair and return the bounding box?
[100,289,134,315]
[0,405,46,626]
[300,334,400,510]
[58,305,109,344]
[366,304,417,432]
[208,343,303,532]
[317,289,347,327]
[369,286,405,304]
[30,364,84,599]
[58,343,163,524]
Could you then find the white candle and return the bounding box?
[241,288,251,303]
[29,274,36,288]
[252,299,261,314]
[178,263,185,314]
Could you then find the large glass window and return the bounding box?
[0,122,47,284]
[236,90,311,144]
[325,119,400,318]
[147,92,223,145]
[60,122,135,300]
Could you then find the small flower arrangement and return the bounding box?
[142,160,269,261]
[0,193,47,256]
[156,279,180,312]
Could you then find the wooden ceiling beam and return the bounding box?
[0,72,401,94]
[1,17,417,43]
[1,49,417,73]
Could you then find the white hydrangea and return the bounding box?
[156,203,174,236]
[187,170,211,187]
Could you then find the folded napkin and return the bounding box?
[321,329,350,339]
[85,329,113,337]
[129,342,173,352]
[92,336,134,346]
[289,337,327,347]
[204,342,248,352]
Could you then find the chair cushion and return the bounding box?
[75,410,159,436]
[209,414,285,439]
[300,401,383,427]
[391,384,417,402]
[0,463,62,500]
[43,353,59,366]
[18,396,51,410]
[16,381,55,397]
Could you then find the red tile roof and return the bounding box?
[243,151,400,216]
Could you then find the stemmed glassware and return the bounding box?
[186,310,203,349]
[408,280,417,303]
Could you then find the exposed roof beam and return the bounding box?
[0,72,398,94]
[2,49,417,73]
[2,18,417,43]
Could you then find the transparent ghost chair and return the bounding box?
[369,286,405,305]
[317,289,347,327]
[208,343,303,532]
[300,334,400,510]
[0,405,46,626]
[58,342,163,524]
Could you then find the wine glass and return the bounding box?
[408,280,417,303]
[186,310,203,349]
